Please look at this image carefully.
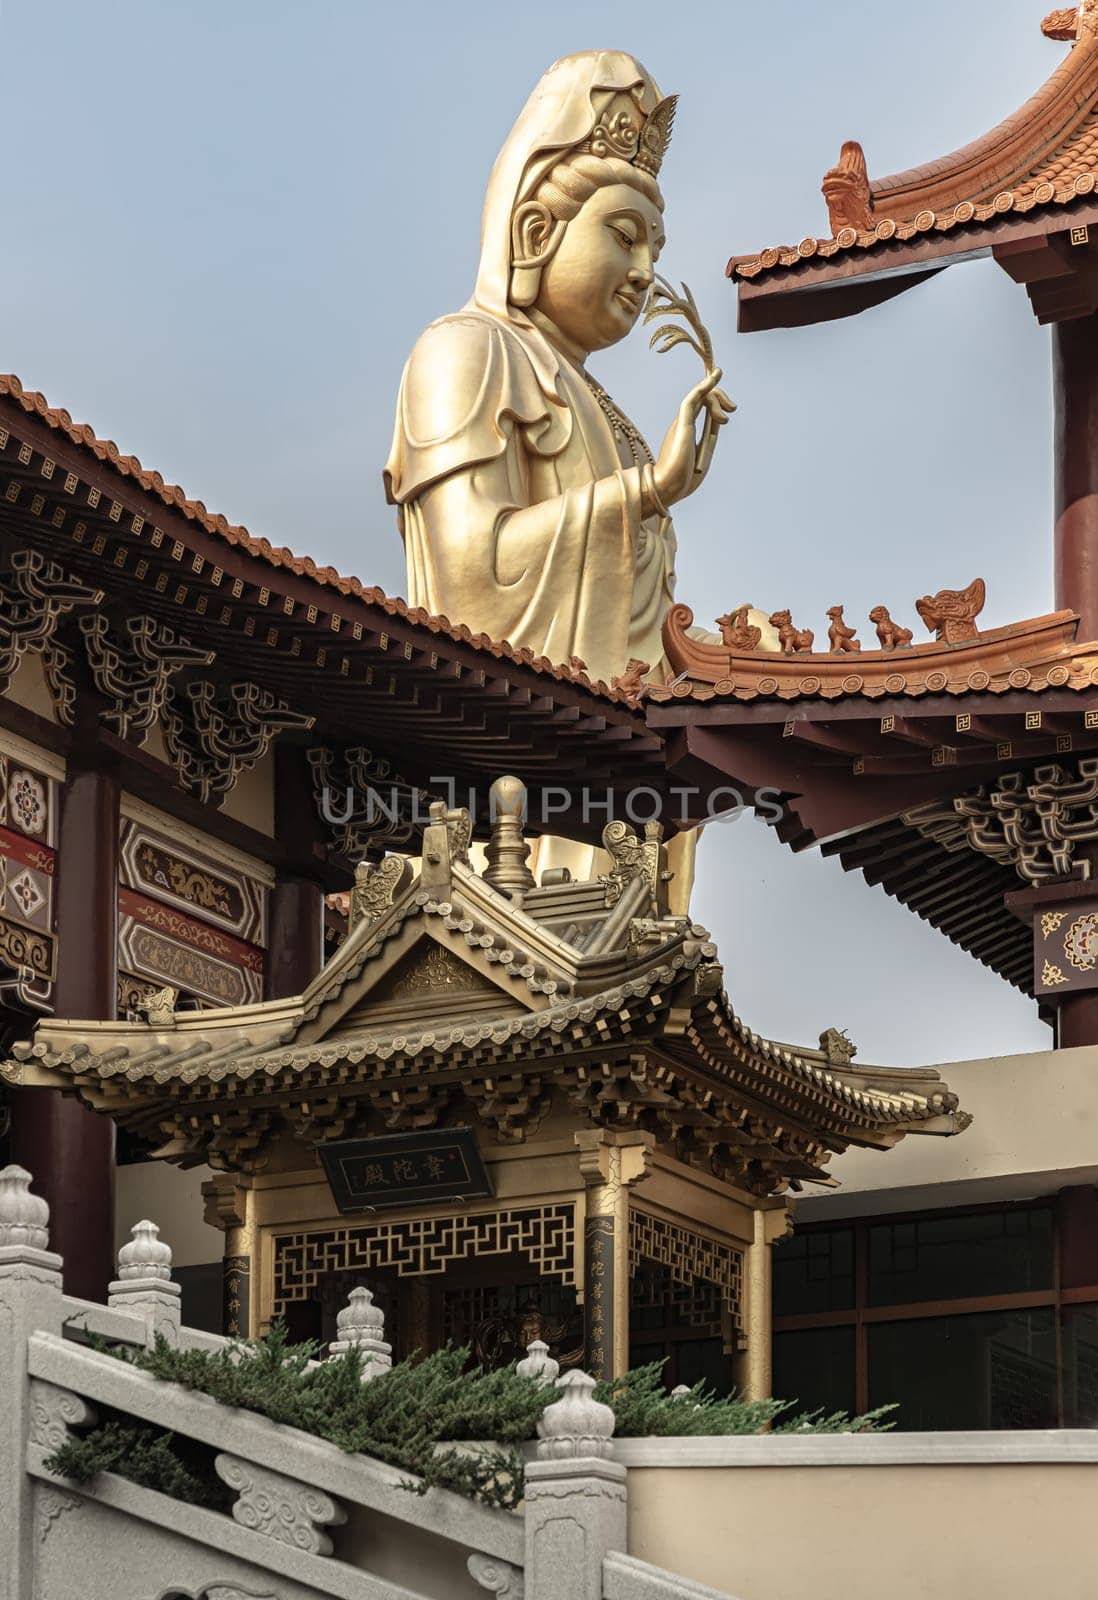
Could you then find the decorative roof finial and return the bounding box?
[1043,1,1098,38]
[822,141,873,235]
[483,776,535,900]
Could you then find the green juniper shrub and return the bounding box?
[44,1325,892,1511]
[45,1416,228,1510]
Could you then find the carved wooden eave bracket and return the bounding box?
[905,756,1098,883]
[654,602,1098,705]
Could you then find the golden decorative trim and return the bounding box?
[629,1208,743,1334]
[1042,959,1068,987]
[1041,911,1067,939]
[272,1202,578,1317]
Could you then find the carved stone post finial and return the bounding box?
[525,1368,627,1600]
[108,1218,181,1346]
[516,1338,560,1384]
[116,1219,172,1280]
[328,1285,393,1380]
[0,1166,63,1599]
[0,1164,50,1251]
[536,1369,616,1460]
[483,775,535,900]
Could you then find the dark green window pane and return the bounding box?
[676,1338,732,1397]
[868,1208,1053,1307]
[868,1309,1057,1430]
[772,1325,855,1416]
[1063,1305,1098,1427]
[773,1227,855,1316]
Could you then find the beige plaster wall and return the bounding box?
[798,1044,1098,1220]
[626,1457,1096,1600]
[116,1160,221,1268]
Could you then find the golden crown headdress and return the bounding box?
[584,92,678,178]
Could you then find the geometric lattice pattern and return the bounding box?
[273,1202,577,1317]
[629,1208,744,1335]
[631,1261,724,1330]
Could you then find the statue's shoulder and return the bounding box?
[405,309,539,383]
[388,311,552,502]
[398,311,549,438]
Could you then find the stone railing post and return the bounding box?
[524,1369,627,1600]
[108,1219,181,1346]
[0,1165,64,1600]
[327,1286,392,1379]
[516,1339,560,1383]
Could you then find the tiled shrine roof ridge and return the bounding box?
[1,811,962,1191]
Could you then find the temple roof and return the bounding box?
[642,588,1098,995]
[653,604,1098,707]
[0,374,636,707]
[1,805,961,1193]
[728,12,1098,329]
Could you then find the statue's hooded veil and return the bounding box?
[470,51,664,386]
[383,50,665,508]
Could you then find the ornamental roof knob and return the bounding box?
[516,1338,560,1383]
[536,1368,616,1460]
[117,1219,173,1281]
[483,775,535,900]
[0,1164,50,1250]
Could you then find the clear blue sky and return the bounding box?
[3,0,1063,1063]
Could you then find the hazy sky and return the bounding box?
[3,0,1063,1064]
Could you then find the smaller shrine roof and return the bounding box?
[2,801,961,1194]
[728,11,1098,327]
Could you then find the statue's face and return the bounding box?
[534,181,665,354]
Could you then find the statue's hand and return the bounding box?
[651,369,734,509]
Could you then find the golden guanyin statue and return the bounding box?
[384,50,734,688]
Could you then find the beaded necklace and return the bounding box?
[579,370,655,466]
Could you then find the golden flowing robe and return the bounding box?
[386,310,675,686]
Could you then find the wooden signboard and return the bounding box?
[317,1127,493,1213]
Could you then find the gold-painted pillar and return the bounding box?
[202,1175,257,1337]
[576,1130,653,1380]
[736,1202,791,1401]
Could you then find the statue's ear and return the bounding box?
[510,201,567,307]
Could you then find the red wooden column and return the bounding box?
[13,762,119,1298]
[264,744,325,1000]
[1053,312,1098,640]
[265,875,324,999]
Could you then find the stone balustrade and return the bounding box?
[1,1163,729,1600]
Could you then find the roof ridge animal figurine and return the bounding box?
[716,605,762,652]
[769,609,814,654]
[869,605,913,650]
[826,605,861,653]
[915,578,986,644]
